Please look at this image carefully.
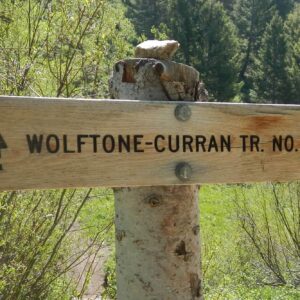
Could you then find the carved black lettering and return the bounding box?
[250,135,260,152]
[195,135,206,152]
[103,135,115,153]
[208,136,218,152]
[273,135,294,152]
[240,135,248,152]
[46,135,60,153]
[0,135,8,170]
[169,135,180,153]
[89,135,100,153]
[134,135,144,153]
[154,135,165,152]
[183,135,193,152]
[63,135,75,153]
[0,135,8,150]
[27,134,43,153]
[118,135,130,152]
[221,135,231,152]
[285,135,294,152]
[77,135,88,153]
[273,136,282,151]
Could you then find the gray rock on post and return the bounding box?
[135,40,180,60]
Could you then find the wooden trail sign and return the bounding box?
[0,95,299,191]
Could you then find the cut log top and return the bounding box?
[110,58,200,101]
[135,40,180,60]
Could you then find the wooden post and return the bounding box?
[109,41,205,299]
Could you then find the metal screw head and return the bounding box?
[175,162,193,181]
[175,104,191,122]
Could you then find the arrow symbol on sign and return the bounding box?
[0,134,8,171]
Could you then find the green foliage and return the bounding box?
[285,3,300,102]
[123,0,165,38]
[0,188,116,300]
[163,0,197,65]
[125,0,300,103]
[79,189,115,299]
[233,0,275,53]
[234,183,300,287]
[79,189,115,242]
[0,0,135,98]
[150,24,170,41]
[79,189,116,300]
[232,0,300,102]
[274,0,295,17]
[220,0,234,10]
[0,189,91,300]
[125,0,240,101]
[255,13,291,103]
[101,249,117,300]
[158,0,240,101]
[191,0,240,101]
[232,0,275,101]
[201,183,300,299]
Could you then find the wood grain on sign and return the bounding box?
[0,96,299,190]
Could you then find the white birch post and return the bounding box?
[109,40,207,300]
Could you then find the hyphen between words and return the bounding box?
[25,134,298,154]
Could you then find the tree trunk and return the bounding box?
[109,56,205,300]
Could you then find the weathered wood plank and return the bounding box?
[0,96,299,190]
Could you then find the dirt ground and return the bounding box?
[68,223,111,300]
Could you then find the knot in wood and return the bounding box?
[153,62,165,76]
[145,194,162,207]
[116,230,126,241]
[193,225,200,235]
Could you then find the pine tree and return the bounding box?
[232,0,275,101]
[165,0,240,101]
[123,0,165,38]
[285,3,300,103]
[255,13,291,103]
[194,0,240,101]
[220,0,234,11]
[165,0,200,65]
[273,0,295,17]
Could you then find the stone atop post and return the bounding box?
[110,40,208,102]
[135,40,180,60]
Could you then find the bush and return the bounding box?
[234,182,300,288]
[0,189,91,299]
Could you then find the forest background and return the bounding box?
[0,0,299,299]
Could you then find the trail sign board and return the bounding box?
[0,96,299,190]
